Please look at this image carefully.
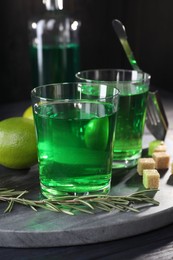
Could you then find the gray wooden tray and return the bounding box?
[0,132,173,248]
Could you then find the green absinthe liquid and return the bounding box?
[113,84,148,161]
[30,43,80,86]
[34,102,117,197]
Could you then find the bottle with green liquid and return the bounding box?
[29,0,81,86]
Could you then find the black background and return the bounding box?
[1,0,173,103]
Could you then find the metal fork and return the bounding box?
[112,19,168,140]
[146,91,168,140]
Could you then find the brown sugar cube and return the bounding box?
[143,169,160,189]
[137,158,156,175]
[171,162,173,174]
[153,144,167,153]
[152,152,170,169]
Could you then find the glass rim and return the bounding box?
[31,82,120,101]
[75,68,151,83]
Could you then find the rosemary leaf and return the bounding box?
[59,208,74,215]
[94,202,112,212]
[30,205,37,211]
[4,200,14,213]
[45,201,61,212]
[95,205,114,212]
[74,199,94,209]
[62,203,94,214]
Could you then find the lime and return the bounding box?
[148,140,163,156]
[23,106,33,120]
[84,117,109,150]
[0,117,37,169]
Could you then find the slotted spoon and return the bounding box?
[112,19,168,140]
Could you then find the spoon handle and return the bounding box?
[112,19,141,71]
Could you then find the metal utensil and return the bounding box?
[112,19,168,140]
[112,19,141,71]
[146,91,169,140]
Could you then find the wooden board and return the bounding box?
[0,132,173,248]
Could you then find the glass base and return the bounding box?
[112,150,142,169]
[112,158,138,169]
[40,183,110,199]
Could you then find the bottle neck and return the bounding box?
[42,0,63,11]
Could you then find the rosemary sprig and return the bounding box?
[0,188,159,215]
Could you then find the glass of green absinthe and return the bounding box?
[76,69,151,169]
[31,82,119,198]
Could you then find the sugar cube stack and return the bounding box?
[137,158,156,175]
[137,140,172,189]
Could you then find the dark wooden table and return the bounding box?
[0,90,173,259]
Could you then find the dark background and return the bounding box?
[1,0,173,103]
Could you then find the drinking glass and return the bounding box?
[76,69,151,168]
[31,82,119,198]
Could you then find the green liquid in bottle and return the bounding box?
[30,43,80,86]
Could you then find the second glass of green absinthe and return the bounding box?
[35,101,117,197]
[113,83,148,161]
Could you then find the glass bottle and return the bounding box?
[28,0,81,87]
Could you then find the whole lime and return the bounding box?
[0,117,37,169]
[84,117,109,150]
[23,106,33,120]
